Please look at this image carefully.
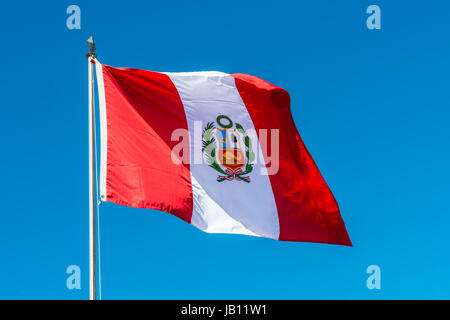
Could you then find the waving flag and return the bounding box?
[95,60,351,246]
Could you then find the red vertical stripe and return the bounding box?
[232,74,351,246]
[101,65,193,223]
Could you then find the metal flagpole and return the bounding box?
[87,36,97,301]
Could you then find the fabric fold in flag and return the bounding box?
[95,60,351,246]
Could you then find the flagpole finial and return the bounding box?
[86,36,97,59]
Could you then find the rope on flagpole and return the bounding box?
[93,72,103,301]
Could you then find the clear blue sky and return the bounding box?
[0,0,449,299]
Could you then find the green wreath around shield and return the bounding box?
[202,116,255,183]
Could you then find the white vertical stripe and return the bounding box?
[95,60,107,201]
[167,72,280,239]
[190,175,259,236]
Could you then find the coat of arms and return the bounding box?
[202,115,255,183]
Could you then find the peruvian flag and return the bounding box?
[95,60,351,246]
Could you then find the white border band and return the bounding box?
[95,59,108,201]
